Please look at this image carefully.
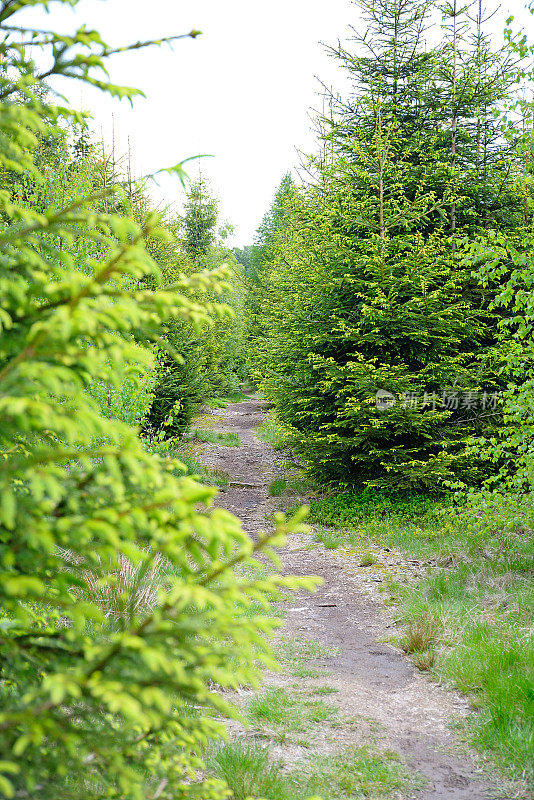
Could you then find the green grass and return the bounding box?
[255,413,292,450]
[275,635,341,677]
[248,687,338,732]
[309,489,534,789]
[206,390,249,408]
[270,475,312,498]
[268,478,287,496]
[207,741,423,800]
[309,686,339,696]
[185,427,241,447]
[297,746,425,799]
[206,741,292,800]
[313,528,340,550]
[359,549,378,567]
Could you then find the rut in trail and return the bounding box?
[200,396,512,800]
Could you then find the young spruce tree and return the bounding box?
[253,0,522,489]
[0,4,312,797]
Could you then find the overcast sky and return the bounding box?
[22,0,532,245]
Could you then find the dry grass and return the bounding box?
[399,617,440,655]
[61,549,167,619]
[411,650,436,671]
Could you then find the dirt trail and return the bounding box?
[200,396,513,800]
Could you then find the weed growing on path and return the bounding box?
[186,427,241,447]
[255,412,292,450]
[359,549,378,567]
[207,741,424,800]
[248,687,339,732]
[310,686,339,696]
[275,636,341,677]
[314,528,340,549]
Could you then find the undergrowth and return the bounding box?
[308,490,534,789]
[207,740,423,800]
[255,412,292,450]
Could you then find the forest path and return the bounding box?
[199,395,512,800]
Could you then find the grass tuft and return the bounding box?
[269,478,287,496]
[206,741,291,800]
[359,549,377,567]
[248,687,338,732]
[185,428,241,447]
[399,617,440,655]
[207,741,424,800]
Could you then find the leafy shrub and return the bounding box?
[308,489,442,527]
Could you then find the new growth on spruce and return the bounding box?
[0,3,314,798]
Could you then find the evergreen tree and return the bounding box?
[147,178,246,436]
[0,6,311,796]
[251,0,527,489]
[246,173,295,381]
[183,175,218,262]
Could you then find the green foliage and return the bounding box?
[0,5,315,798]
[254,412,292,450]
[458,230,534,525]
[308,490,443,527]
[248,0,530,490]
[183,175,218,262]
[146,182,247,439]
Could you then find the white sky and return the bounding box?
[20,0,533,246]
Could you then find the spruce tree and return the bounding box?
[0,3,312,797]
[252,0,526,489]
[183,175,218,262]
